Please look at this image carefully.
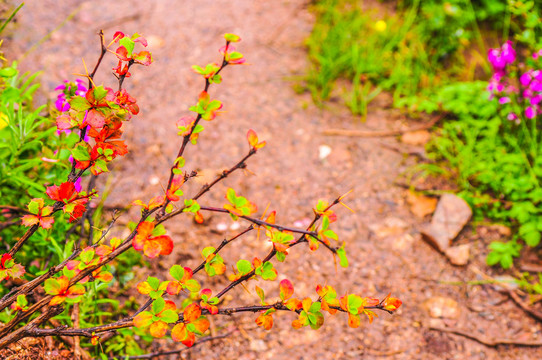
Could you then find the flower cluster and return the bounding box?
[487,41,542,122]
[55,79,88,112]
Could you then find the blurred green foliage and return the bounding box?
[305,0,542,276]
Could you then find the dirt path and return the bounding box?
[5,1,542,359]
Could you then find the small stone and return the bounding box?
[318,144,332,160]
[368,217,409,237]
[423,297,460,319]
[444,244,470,266]
[149,176,160,185]
[421,193,472,252]
[216,222,228,232]
[249,339,267,351]
[146,35,165,48]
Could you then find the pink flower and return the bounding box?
[488,41,516,71]
[507,112,518,122]
[525,106,536,119]
[520,72,532,87]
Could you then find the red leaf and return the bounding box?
[279,279,294,301]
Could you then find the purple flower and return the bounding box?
[74,178,82,192]
[498,97,510,104]
[507,112,518,122]
[54,80,88,113]
[488,41,516,71]
[501,41,516,64]
[525,106,536,119]
[520,72,532,87]
[531,95,542,105]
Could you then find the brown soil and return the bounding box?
[3,0,542,359]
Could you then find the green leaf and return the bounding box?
[322,216,329,230]
[44,278,61,295]
[27,199,40,214]
[71,142,91,161]
[152,297,165,314]
[80,248,95,263]
[159,309,179,323]
[486,251,501,266]
[236,259,252,274]
[69,96,90,111]
[309,311,324,330]
[147,276,160,290]
[119,37,135,57]
[337,245,348,268]
[523,231,541,247]
[184,279,200,293]
[169,265,185,281]
[201,246,216,259]
[309,301,321,313]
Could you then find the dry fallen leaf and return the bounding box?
[406,190,438,218]
[401,130,431,145]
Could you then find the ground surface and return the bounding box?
[3,0,542,359]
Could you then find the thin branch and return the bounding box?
[88,30,107,88]
[159,55,230,215]
[156,148,257,224]
[430,326,542,347]
[113,332,232,360]
[198,206,319,237]
[507,290,542,323]
[192,225,254,275]
[215,197,342,299]
[322,115,441,137]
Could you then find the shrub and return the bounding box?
[0,30,401,358]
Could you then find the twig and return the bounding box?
[156,148,258,224]
[113,332,232,359]
[507,290,542,323]
[199,206,319,237]
[322,115,441,137]
[192,225,254,275]
[72,303,82,360]
[430,325,542,347]
[159,51,231,216]
[215,198,342,299]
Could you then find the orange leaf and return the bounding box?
[301,298,312,313]
[256,313,273,330]
[143,239,162,258]
[156,235,174,255]
[247,129,258,147]
[171,323,189,343]
[191,317,210,334]
[347,313,361,328]
[137,281,153,295]
[133,312,153,328]
[166,281,182,295]
[163,300,177,312]
[183,303,201,322]
[49,295,66,306]
[149,321,168,338]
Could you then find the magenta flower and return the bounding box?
[54,80,87,112]
[525,106,536,119]
[488,41,516,71]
